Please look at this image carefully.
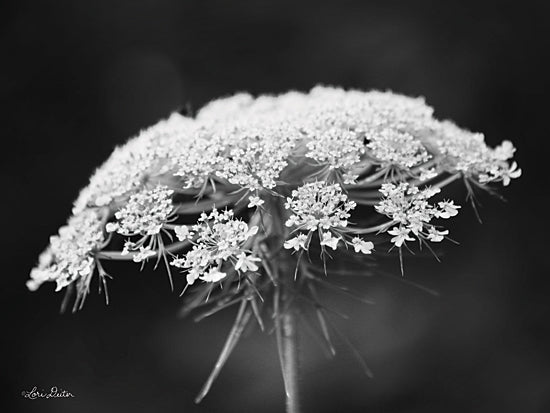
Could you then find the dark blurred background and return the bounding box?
[2,0,549,412]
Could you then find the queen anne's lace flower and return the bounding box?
[107,185,175,236]
[28,86,521,406]
[175,117,299,191]
[365,129,430,168]
[430,121,522,186]
[376,182,458,247]
[173,134,225,189]
[27,209,104,292]
[28,86,520,302]
[215,125,298,190]
[170,209,260,285]
[282,182,377,254]
[305,128,365,170]
[72,114,192,214]
[285,182,356,232]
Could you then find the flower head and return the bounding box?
[170,209,260,284]
[305,128,365,170]
[109,185,175,236]
[430,121,521,186]
[72,114,192,214]
[28,86,520,311]
[28,86,522,406]
[376,182,460,247]
[27,210,104,292]
[366,129,430,168]
[285,182,356,232]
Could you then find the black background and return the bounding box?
[2,1,549,412]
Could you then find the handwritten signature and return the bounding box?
[21,386,74,399]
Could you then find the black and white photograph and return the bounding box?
[2,1,549,412]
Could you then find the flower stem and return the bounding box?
[282,304,301,413]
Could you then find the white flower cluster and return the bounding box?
[70,87,520,216]
[26,86,523,409]
[213,125,298,190]
[28,86,521,296]
[375,182,460,247]
[27,209,105,292]
[106,185,175,236]
[170,209,260,285]
[430,121,522,185]
[366,129,431,168]
[174,124,300,190]
[305,128,365,172]
[283,182,374,254]
[285,182,356,231]
[72,114,192,214]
